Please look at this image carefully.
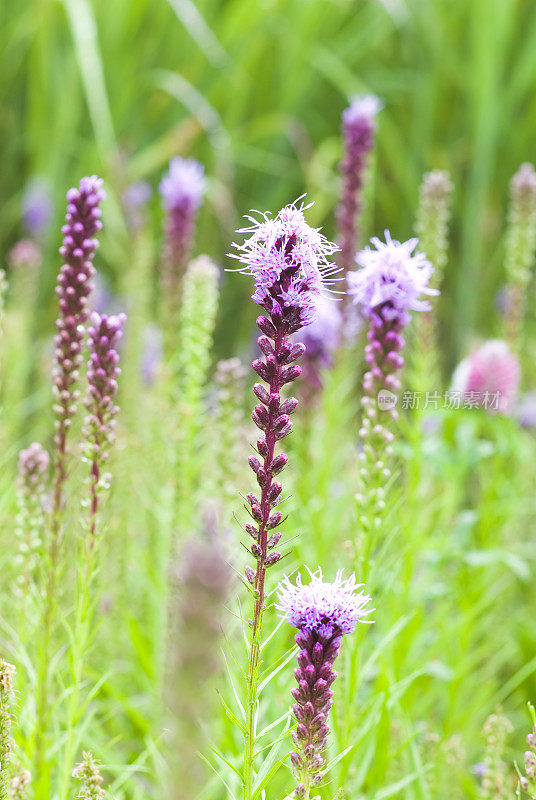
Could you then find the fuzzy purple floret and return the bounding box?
[347,231,437,325]
[159,157,206,212]
[277,568,372,638]
[230,201,339,333]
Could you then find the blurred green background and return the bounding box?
[3,0,536,358]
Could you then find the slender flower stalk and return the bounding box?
[0,660,15,800]
[415,170,453,290]
[451,340,520,415]
[58,312,125,800]
[296,296,343,404]
[167,512,231,800]
[159,157,206,344]
[52,176,104,528]
[9,770,31,800]
[518,709,536,798]
[478,712,512,800]
[336,95,381,270]
[36,177,104,789]
[72,752,106,800]
[503,163,536,347]
[277,569,372,799]
[83,312,126,543]
[175,256,220,530]
[412,170,453,388]
[230,201,339,800]
[16,443,50,602]
[347,232,437,562]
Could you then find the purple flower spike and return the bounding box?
[337,95,381,269]
[53,176,105,504]
[347,232,438,539]
[277,569,372,796]
[297,296,343,403]
[231,200,339,333]
[83,311,126,540]
[159,157,206,324]
[22,178,53,238]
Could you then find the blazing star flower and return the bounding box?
[159,157,206,337]
[451,339,520,414]
[337,95,381,270]
[230,201,339,333]
[159,157,206,213]
[22,178,53,238]
[277,569,372,797]
[277,568,372,638]
[347,231,437,325]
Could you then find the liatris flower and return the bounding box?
[7,240,42,272]
[296,296,342,402]
[415,170,453,286]
[9,770,31,800]
[478,712,512,800]
[277,569,372,798]
[159,157,206,336]
[83,312,125,542]
[336,95,381,270]
[22,179,53,238]
[411,170,452,391]
[167,511,231,800]
[16,443,50,598]
[72,752,106,800]
[518,716,536,798]
[230,201,338,798]
[0,660,15,800]
[140,323,163,386]
[451,340,520,415]
[504,163,536,346]
[121,180,152,231]
[347,232,437,545]
[175,256,220,528]
[53,176,105,514]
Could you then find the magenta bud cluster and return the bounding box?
[53,176,105,447]
[84,312,126,462]
[337,95,380,269]
[18,442,50,490]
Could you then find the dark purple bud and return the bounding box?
[257,335,273,356]
[290,752,302,768]
[252,404,269,430]
[253,383,270,405]
[252,359,270,381]
[265,551,281,566]
[256,315,276,338]
[267,482,282,504]
[245,566,256,584]
[281,364,302,385]
[268,393,280,413]
[271,453,288,475]
[266,511,283,529]
[305,664,316,683]
[280,397,298,415]
[251,542,262,558]
[245,523,259,539]
[267,531,281,549]
[257,435,268,457]
[274,422,293,440]
[284,342,306,364]
[256,468,268,487]
[248,456,261,474]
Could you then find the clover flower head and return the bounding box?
[452,339,520,414]
[347,230,438,325]
[230,200,339,331]
[159,157,206,212]
[343,94,382,129]
[277,567,373,639]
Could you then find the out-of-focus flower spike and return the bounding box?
[0,659,15,800]
[16,443,50,601]
[72,751,106,800]
[504,163,536,347]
